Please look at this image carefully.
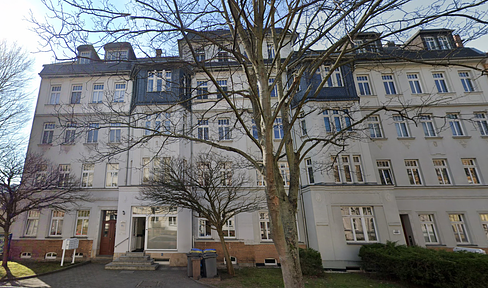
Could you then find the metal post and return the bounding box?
[72,248,76,264]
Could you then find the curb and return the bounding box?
[0,260,91,283]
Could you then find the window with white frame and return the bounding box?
[106,163,119,187]
[377,160,394,185]
[64,122,76,144]
[197,119,209,140]
[341,206,377,242]
[353,40,366,53]
[420,115,436,137]
[42,123,55,144]
[106,50,128,61]
[113,83,126,102]
[279,162,290,186]
[58,164,70,187]
[87,123,99,143]
[433,159,451,185]
[256,170,265,186]
[300,114,307,136]
[45,252,57,260]
[462,158,480,184]
[353,155,364,183]
[147,71,163,92]
[144,116,152,136]
[459,71,475,92]
[405,160,422,185]
[474,113,488,136]
[479,214,488,240]
[259,212,272,241]
[35,164,48,186]
[438,36,451,50]
[332,156,341,183]
[162,112,171,134]
[71,85,82,104]
[267,43,275,59]
[79,51,90,64]
[274,118,284,139]
[393,115,410,138]
[223,217,236,238]
[24,210,40,236]
[341,155,353,183]
[75,210,90,236]
[367,116,383,138]
[356,75,372,95]
[252,119,259,139]
[424,36,438,50]
[109,123,121,143]
[320,66,343,87]
[49,210,65,236]
[447,113,464,136]
[165,71,171,90]
[323,109,351,133]
[220,162,232,186]
[449,214,469,244]
[419,214,439,243]
[195,48,205,62]
[198,218,212,238]
[382,74,397,95]
[216,80,227,99]
[269,78,278,97]
[218,119,231,140]
[168,216,177,226]
[92,84,104,103]
[433,73,449,93]
[196,81,208,99]
[305,158,314,184]
[217,51,228,62]
[82,164,94,188]
[142,157,151,183]
[49,86,61,104]
[407,73,422,94]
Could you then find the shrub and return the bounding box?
[299,248,323,276]
[359,241,488,288]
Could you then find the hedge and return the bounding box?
[359,241,488,288]
[299,248,324,276]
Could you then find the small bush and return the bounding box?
[359,241,488,288]
[299,247,323,276]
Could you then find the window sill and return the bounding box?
[452,136,471,139]
[61,143,76,146]
[397,137,415,140]
[20,236,37,239]
[370,137,388,141]
[425,136,443,139]
[346,241,378,245]
[46,236,63,238]
[196,238,213,240]
[260,240,274,243]
[385,93,403,97]
[107,142,122,145]
[425,244,446,247]
[83,142,98,146]
[45,103,60,106]
[73,236,88,238]
[38,143,53,147]
[480,135,488,139]
[456,243,477,247]
[219,139,233,142]
[412,93,430,97]
[105,186,119,189]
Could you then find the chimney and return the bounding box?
[387,41,395,47]
[453,35,463,48]
[156,49,162,57]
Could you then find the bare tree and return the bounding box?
[140,153,264,276]
[30,0,488,286]
[0,151,87,277]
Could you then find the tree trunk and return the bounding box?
[217,228,235,276]
[2,225,12,279]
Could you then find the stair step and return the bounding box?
[126,252,145,257]
[116,256,151,262]
[105,263,159,270]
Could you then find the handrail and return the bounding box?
[114,236,129,248]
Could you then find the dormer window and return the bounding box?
[106,50,128,61]
[353,40,366,53]
[438,36,451,50]
[424,37,438,50]
[195,48,205,62]
[217,52,229,62]
[79,51,91,64]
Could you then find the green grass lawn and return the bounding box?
[214,268,414,288]
[0,261,77,279]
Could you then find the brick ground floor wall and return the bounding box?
[194,241,306,265]
[10,239,93,261]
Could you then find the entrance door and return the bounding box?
[400,214,415,246]
[131,217,146,252]
[99,210,117,255]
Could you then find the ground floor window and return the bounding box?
[418,214,439,244]
[259,212,271,241]
[341,206,377,242]
[223,216,236,238]
[132,206,178,250]
[198,218,212,238]
[449,214,469,244]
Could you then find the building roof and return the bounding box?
[39,61,134,78]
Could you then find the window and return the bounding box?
[319,66,343,87]
[474,113,488,136]
[479,214,488,240]
[109,123,121,143]
[220,162,232,186]
[64,122,76,144]
[353,40,366,53]
[256,169,265,186]
[49,210,65,236]
[300,114,307,136]
[323,109,351,133]
[274,118,284,139]
[196,81,208,99]
[419,214,439,243]
[405,160,422,185]
[433,73,448,93]
[21,252,32,259]
[377,160,394,185]
[382,74,397,95]
[75,210,90,236]
[259,212,271,240]
[459,72,475,92]
[144,116,152,136]
[165,71,172,90]
[438,36,451,50]
[367,116,383,138]
[58,164,71,187]
[87,123,99,143]
[356,75,372,95]
[168,216,177,226]
[142,157,151,183]
[49,86,61,104]
[195,48,205,62]
[393,115,410,138]
[447,113,464,136]
[147,71,162,92]
[79,51,90,64]
[42,123,55,144]
[106,50,128,61]
[433,159,451,185]
[305,158,314,184]
[424,36,438,50]
[162,112,171,134]
[223,217,236,238]
[420,115,436,137]
[341,206,377,242]
[92,84,104,103]
[279,162,290,186]
[407,73,422,94]
[114,83,126,102]
[462,158,480,184]
[197,119,209,140]
[341,155,353,183]
[106,163,119,187]
[24,210,40,236]
[252,119,259,139]
[269,78,278,97]
[332,156,341,183]
[218,118,231,140]
[81,164,94,188]
[217,51,228,62]
[71,85,82,104]
[45,252,57,260]
[267,43,275,59]
[449,214,469,244]
[216,80,227,99]
[35,164,47,186]
[353,155,364,183]
[198,218,212,238]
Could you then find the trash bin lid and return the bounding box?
[203,249,216,253]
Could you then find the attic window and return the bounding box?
[217,52,229,62]
[424,37,438,50]
[79,51,90,64]
[106,50,128,61]
[438,36,451,50]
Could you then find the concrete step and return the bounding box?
[115,256,151,262]
[111,260,155,265]
[126,252,145,257]
[105,262,159,270]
